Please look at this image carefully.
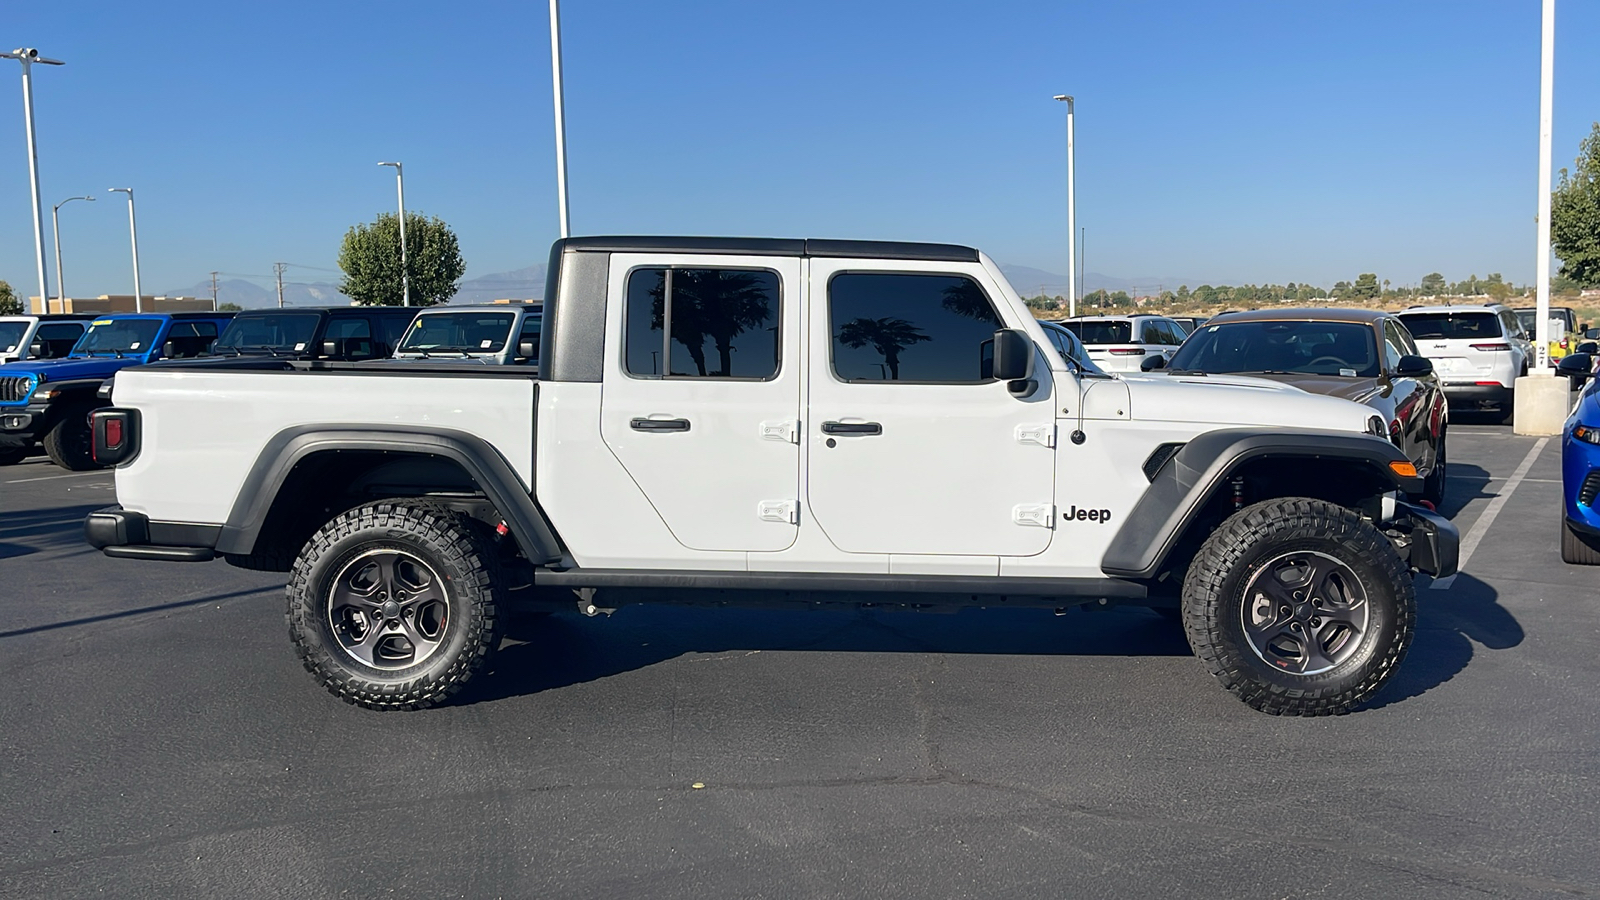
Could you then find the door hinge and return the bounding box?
[760,420,800,444]
[758,499,799,524]
[1016,424,1056,448]
[1013,503,1055,528]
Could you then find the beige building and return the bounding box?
[30,295,217,314]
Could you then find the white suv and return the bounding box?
[1396,305,1531,415]
[1057,315,1187,373]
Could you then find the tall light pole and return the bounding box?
[3,48,65,311]
[51,194,93,305]
[1053,95,1076,317]
[549,0,571,238]
[378,161,410,305]
[108,188,143,312]
[1533,0,1555,372]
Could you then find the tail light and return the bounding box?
[1108,347,1147,356]
[1469,342,1511,351]
[91,408,140,466]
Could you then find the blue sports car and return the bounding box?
[1562,374,1600,564]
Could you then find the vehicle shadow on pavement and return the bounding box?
[0,584,280,640]
[466,603,1192,706]
[0,503,105,549]
[1366,572,1522,710]
[1438,463,1496,520]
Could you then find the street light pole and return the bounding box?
[108,188,143,313]
[378,161,410,305]
[549,0,571,238]
[1053,95,1076,318]
[3,48,65,312]
[51,194,93,306]
[1534,0,1555,372]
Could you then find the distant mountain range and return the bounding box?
[169,261,1215,309]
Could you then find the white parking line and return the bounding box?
[1430,437,1549,590]
[5,471,111,484]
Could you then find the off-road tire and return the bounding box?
[286,500,503,710]
[1182,497,1415,716]
[42,405,102,471]
[0,447,27,466]
[1561,520,1600,565]
[1420,431,1447,507]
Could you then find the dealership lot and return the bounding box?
[1,421,1595,899]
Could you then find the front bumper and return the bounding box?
[1386,501,1460,578]
[84,506,219,562]
[1563,427,1600,534]
[0,405,49,445]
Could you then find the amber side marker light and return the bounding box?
[1389,461,1419,478]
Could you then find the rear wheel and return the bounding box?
[1561,520,1600,566]
[42,405,102,471]
[1420,431,1447,507]
[286,500,503,710]
[1182,497,1414,716]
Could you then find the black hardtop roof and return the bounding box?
[230,305,421,317]
[556,236,980,263]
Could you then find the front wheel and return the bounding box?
[43,405,102,471]
[1561,520,1600,566]
[1181,497,1415,716]
[1420,432,1447,507]
[286,500,503,710]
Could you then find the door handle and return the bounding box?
[630,417,691,432]
[821,421,882,435]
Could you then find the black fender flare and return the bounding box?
[214,424,562,564]
[1100,428,1417,579]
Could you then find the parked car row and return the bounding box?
[0,302,542,470]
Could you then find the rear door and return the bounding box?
[805,260,1056,556]
[598,254,802,553]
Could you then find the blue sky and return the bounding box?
[3,0,1598,300]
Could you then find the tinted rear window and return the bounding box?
[1060,321,1132,344]
[1397,312,1500,340]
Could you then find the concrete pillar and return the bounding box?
[1512,373,1572,435]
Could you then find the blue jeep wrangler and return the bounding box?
[0,312,233,470]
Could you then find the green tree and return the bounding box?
[1352,273,1380,299]
[837,317,929,380]
[1420,272,1446,295]
[337,211,465,306]
[1175,285,1190,303]
[0,279,19,315]
[1553,122,1600,286]
[217,302,242,312]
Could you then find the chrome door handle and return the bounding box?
[630,417,691,432]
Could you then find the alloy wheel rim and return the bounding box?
[327,548,450,670]
[1240,550,1370,676]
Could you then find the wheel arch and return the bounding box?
[1102,428,1417,581]
[215,425,562,565]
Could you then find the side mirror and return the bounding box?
[1556,353,1592,380]
[518,340,537,360]
[1140,355,1167,372]
[1579,342,1599,355]
[28,341,46,359]
[321,339,341,357]
[991,328,1033,382]
[161,340,175,359]
[1394,354,1434,377]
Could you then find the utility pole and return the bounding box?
[210,271,219,310]
[274,262,287,308]
[1053,95,1076,318]
[3,48,64,311]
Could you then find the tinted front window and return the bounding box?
[1061,321,1132,345]
[73,319,163,355]
[1397,312,1500,341]
[399,312,516,354]
[216,313,322,351]
[625,268,780,378]
[0,322,30,353]
[1169,321,1381,377]
[829,273,1001,382]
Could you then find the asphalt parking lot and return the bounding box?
[1,419,1596,899]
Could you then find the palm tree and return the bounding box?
[940,279,1000,324]
[649,270,774,376]
[837,317,930,380]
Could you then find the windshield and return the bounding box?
[1397,312,1499,341]
[1041,323,1107,375]
[397,312,515,354]
[0,322,28,354]
[215,313,322,352]
[1169,320,1381,377]
[1059,321,1132,344]
[71,319,163,356]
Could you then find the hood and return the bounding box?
[1195,372,1388,406]
[0,354,141,384]
[1117,373,1377,432]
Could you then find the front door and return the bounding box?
[599,253,802,553]
[805,260,1057,556]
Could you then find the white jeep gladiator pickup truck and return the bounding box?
[84,236,1457,716]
